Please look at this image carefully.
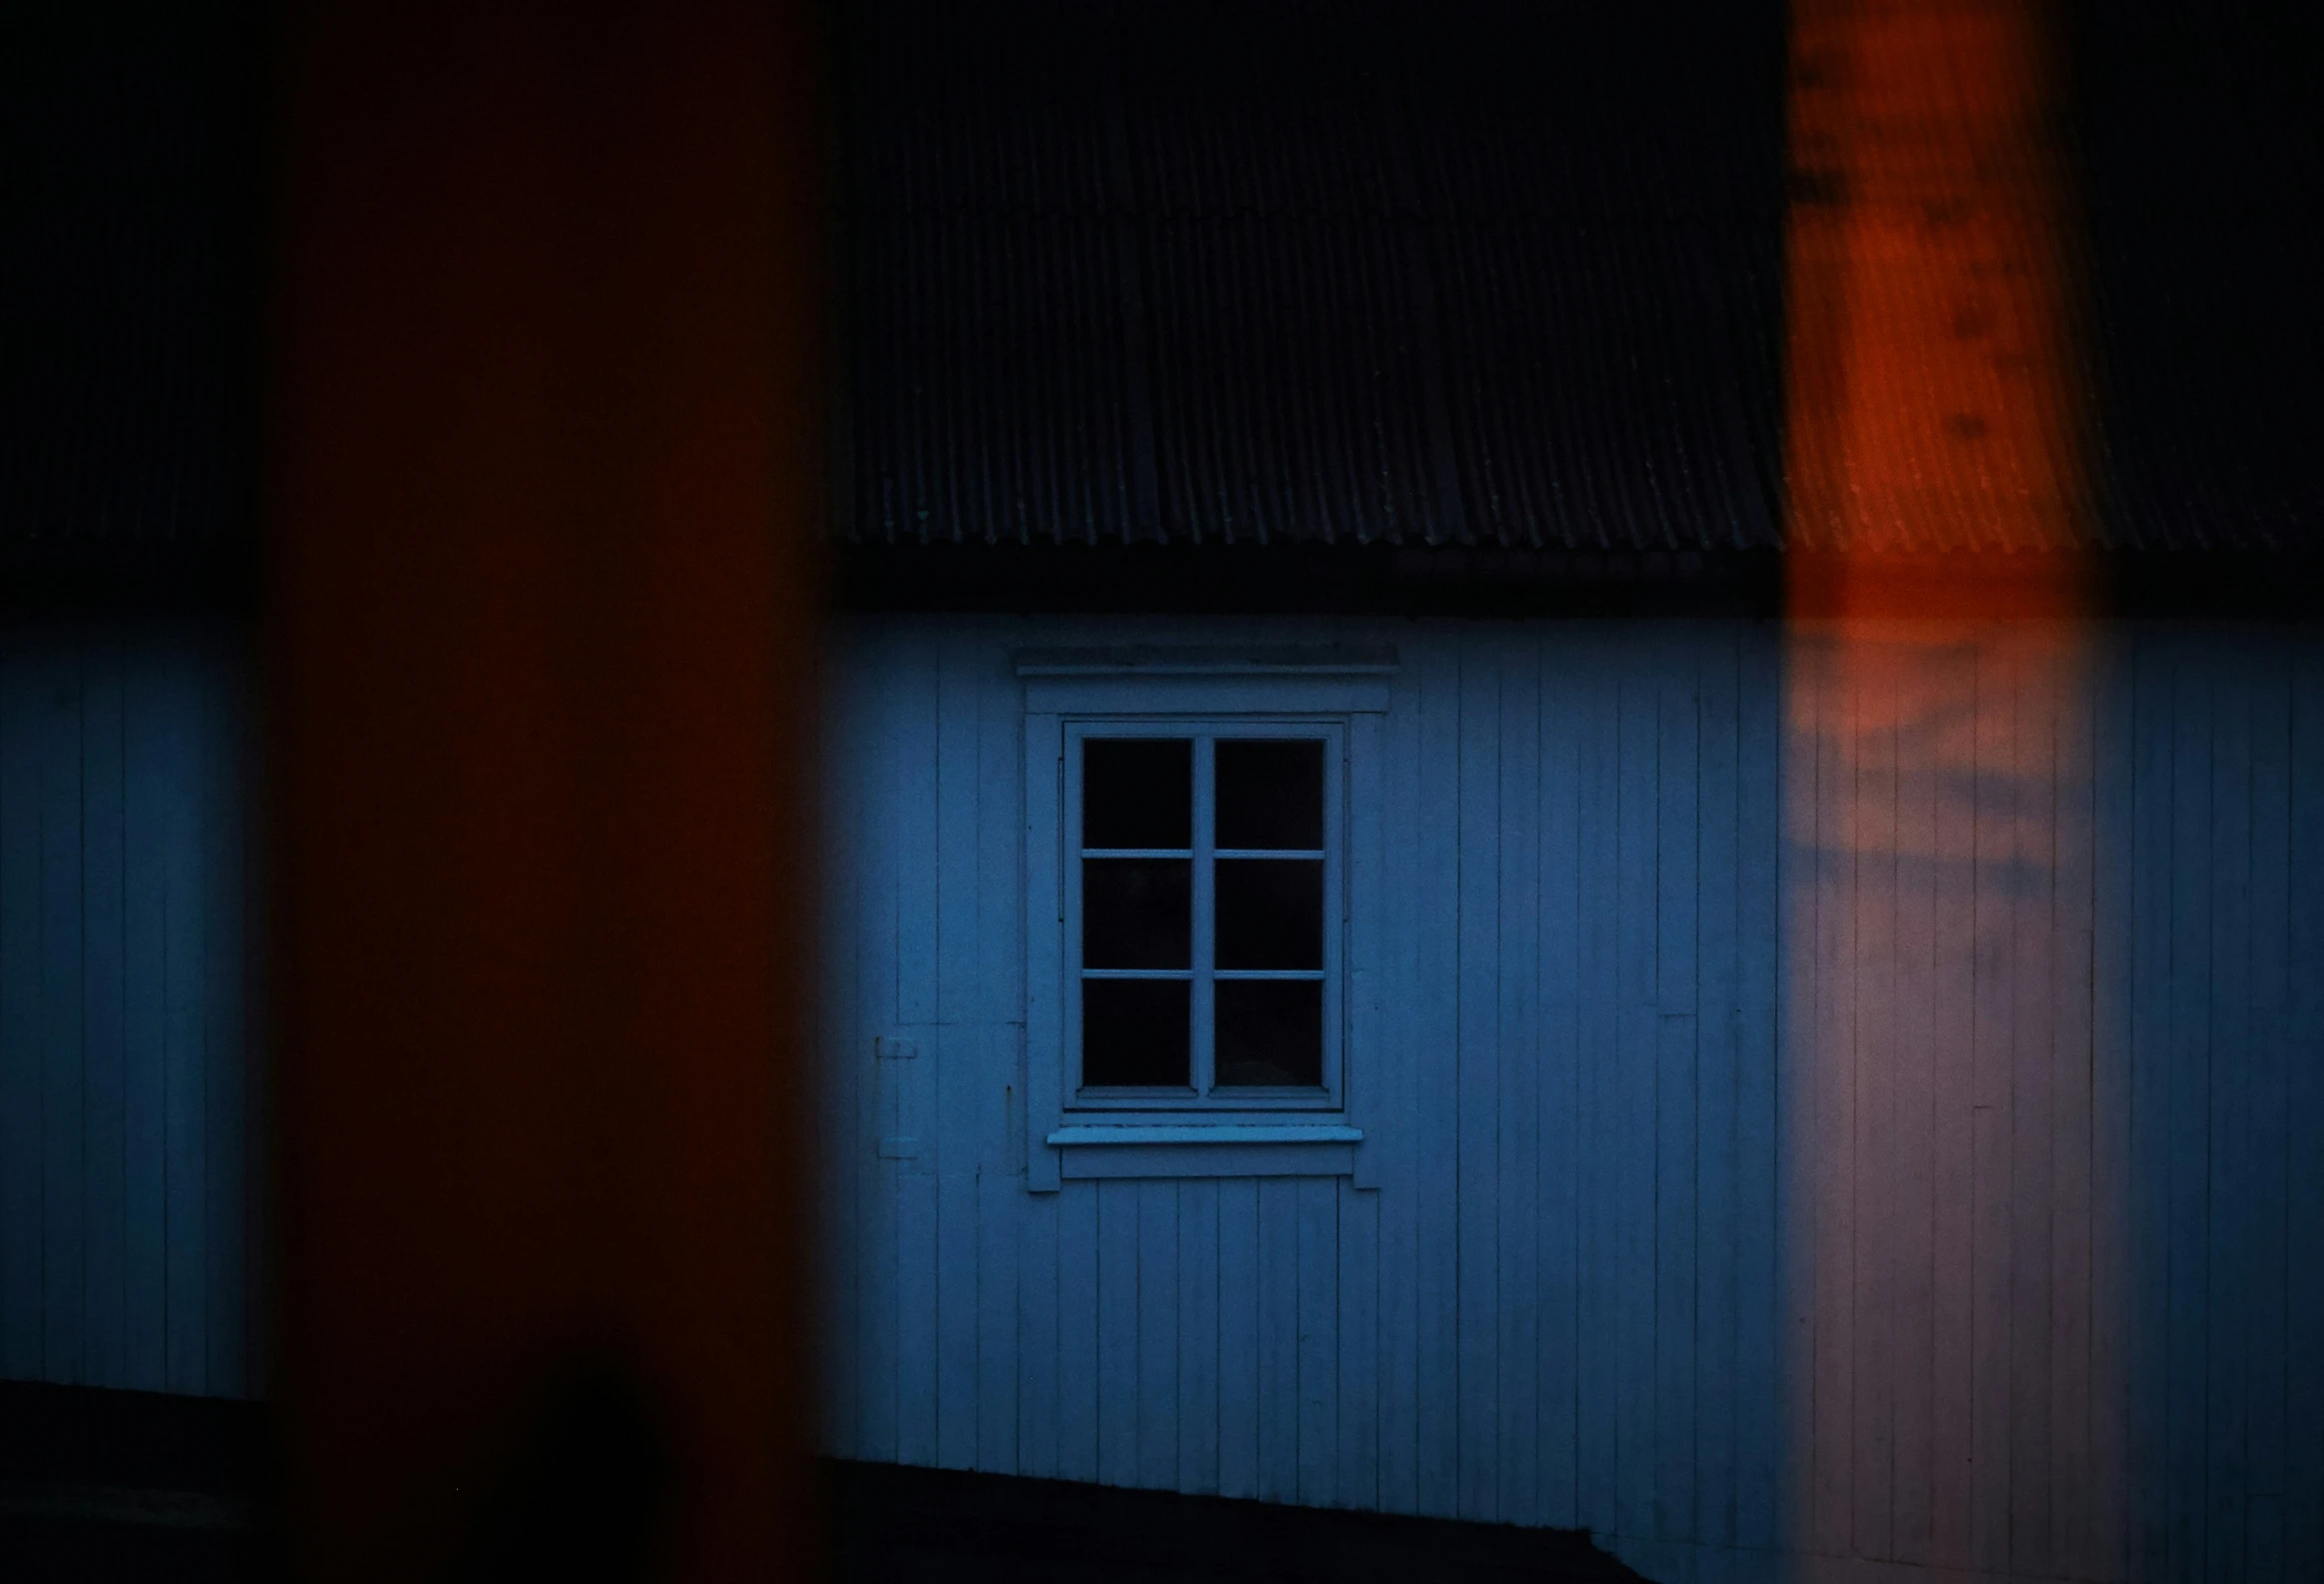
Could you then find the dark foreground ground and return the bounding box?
[1,1381,1645,1582]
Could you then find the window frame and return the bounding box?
[1017,646,1394,1190]
[1065,718,1346,1111]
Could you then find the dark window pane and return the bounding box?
[1214,859,1322,969]
[1084,978,1190,1086]
[1214,979,1322,1087]
[1215,739,1323,850]
[1083,858,1190,968]
[1084,738,1190,849]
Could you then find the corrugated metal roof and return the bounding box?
[4,0,2311,574]
[838,0,2322,558]
[0,11,258,577]
[840,0,1788,554]
[2072,0,2324,553]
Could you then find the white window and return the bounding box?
[1069,723,1342,1105]
[1018,647,1393,1188]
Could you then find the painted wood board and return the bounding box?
[1453,631,1500,1521]
[933,641,985,1471]
[1056,1179,1101,1483]
[2126,632,2178,1576]
[1773,629,1820,1561]
[1215,1176,1259,1500]
[1373,656,1422,1516]
[160,655,210,1395]
[1137,1178,1180,1489]
[1535,626,1584,1533]
[1295,1174,1337,1509]
[855,632,905,1459]
[1495,630,1540,1528]
[2047,640,2099,1581]
[78,630,129,1389]
[2165,640,2215,1583]
[2203,637,2254,1584]
[200,642,248,1399]
[2282,637,2324,1584]
[1575,622,1623,1539]
[975,644,1027,1473]
[1887,628,1941,1568]
[1849,640,1897,1563]
[897,628,941,1026]
[1808,631,1858,1560]
[2085,633,2138,1584]
[896,1165,943,1467]
[2007,644,2059,1579]
[1615,635,1662,1544]
[816,635,867,1457]
[40,637,87,1384]
[1176,1177,1220,1495]
[1335,712,1382,1505]
[1255,1176,1299,1505]
[1692,626,1741,1551]
[1925,631,1981,1571]
[1966,639,2018,1575]
[1097,1177,1141,1486]
[1654,632,1700,1547]
[1410,634,1461,1518]
[1016,1178,1061,1479]
[1732,625,1783,1555]
[2242,636,2293,1584]
[1335,1179,1378,1511]
[1,637,47,1380]
[120,640,173,1394]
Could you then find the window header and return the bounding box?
[1011,645,1399,679]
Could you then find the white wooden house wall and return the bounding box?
[4,601,2319,1580]
[819,612,2324,1584]
[0,617,258,1398]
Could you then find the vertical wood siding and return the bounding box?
[821,614,2324,1584]
[0,618,255,1398]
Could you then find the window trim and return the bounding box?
[1066,719,1346,1109]
[1018,646,1394,1190]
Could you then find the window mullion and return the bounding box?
[1065,736,1081,1087]
[1191,735,1216,1099]
[1328,726,1345,1104]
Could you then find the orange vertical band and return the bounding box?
[269,3,824,1578]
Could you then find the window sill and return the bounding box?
[1043,1123,1362,1182]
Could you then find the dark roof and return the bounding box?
[2073,0,2324,553]
[2,1,2314,596]
[1,7,262,596]
[837,0,2324,563]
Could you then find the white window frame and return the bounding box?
[1018,646,1394,1189]
[1066,719,1345,1110]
